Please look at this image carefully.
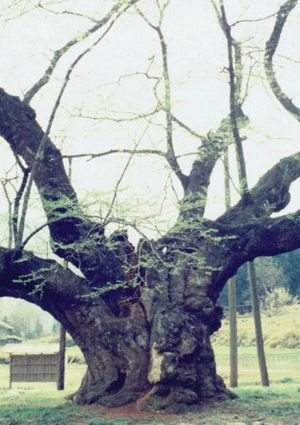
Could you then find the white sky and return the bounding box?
[0,0,299,251]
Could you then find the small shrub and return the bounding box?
[262,288,297,312]
[67,354,84,364]
[0,353,9,364]
[269,331,300,349]
[66,338,76,347]
[280,377,294,384]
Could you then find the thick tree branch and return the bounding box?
[180,112,248,217]
[17,7,125,247]
[218,152,300,224]
[179,1,249,217]
[241,211,300,259]
[0,246,118,340]
[0,247,88,316]
[0,89,123,285]
[264,0,300,121]
[0,89,79,215]
[209,209,300,300]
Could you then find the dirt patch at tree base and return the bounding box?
[77,399,296,425]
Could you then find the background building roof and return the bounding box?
[0,320,13,331]
[2,343,59,354]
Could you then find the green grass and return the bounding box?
[214,345,300,385]
[0,384,85,424]
[0,387,122,425]
[0,361,146,424]
[86,421,143,425]
[232,384,300,421]
[213,304,300,349]
[0,323,299,424]
[0,404,81,425]
[0,383,299,424]
[198,384,300,425]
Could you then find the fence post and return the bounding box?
[57,326,66,390]
[9,354,12,389]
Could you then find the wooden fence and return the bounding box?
[9,353,60,388]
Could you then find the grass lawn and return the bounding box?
[0,382,299,424]
[0,345,299,424]
[214,345,300,385]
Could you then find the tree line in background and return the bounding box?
[0,298,54,340]
[219,249,300,313]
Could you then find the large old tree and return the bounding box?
[0,0,300,412]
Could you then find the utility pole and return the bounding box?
[224,149,238,387]
[57,158,72,390]
[248,261,270,386]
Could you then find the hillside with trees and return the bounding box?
[219,249,300,313]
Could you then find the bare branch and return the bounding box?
[69,107,160,123]
[136,5,188,190]
[4,3,36,22]
[24,0,140,104]
[157,26,188,188]
[103,122,151,224]
[240,60,257,105]
[264,0,300,122]
[0,180,13,248]
[12,166,30,246]
[231,12,278,27]
[220,3,250,203]
[38,1,99,23]
[63,148,166,161]
[17,4,131,246]
[171,114,205,141]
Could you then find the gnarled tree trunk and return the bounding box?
[0,242,234,412]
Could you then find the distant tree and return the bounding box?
[34,317,44,339]
[219,256,290,312]
[275,250,300,297]
[52,321,60,336]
